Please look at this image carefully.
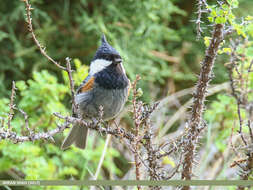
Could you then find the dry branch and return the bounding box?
[23,0,66,71]
[0,121,69,143]
[181,23,224,189]
[7,82,16,131]
[196,0,210,40]
[65,57,78,115]
[2,0,238,185]
[132,75,142,190]
[225,39,253,190]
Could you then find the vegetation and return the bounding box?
[0,0,253,190]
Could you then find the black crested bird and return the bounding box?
[61,35,130,149]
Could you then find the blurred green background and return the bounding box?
[0,0,253,189]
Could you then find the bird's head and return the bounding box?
[90,35,124,75]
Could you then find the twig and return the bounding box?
[227,40,253,188]
[7,81,16,131]
[15,108,32,136]
[0,121,70,143]
[157,147,177,160]
[23,0,76,116]
[196,0,204,40]
[1,118,5,129]
[247,120,253,144]
[230,123,241,158]
[236,101,247,146]
[227,41,247,146]
[144,131,162,183]
[6,168,24,180]
[22,0,66,71]
[65,57,77,114]
[196,0,211,40]
[166,152,183,180]
[54,113,136,142]
[248,60,253,73]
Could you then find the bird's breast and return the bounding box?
[77,85,129,120]
[94,65,129,90]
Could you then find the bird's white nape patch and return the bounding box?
[89,59,112,75]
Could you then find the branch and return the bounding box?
[132,75,142,189]
[53,113,137,142]
[65,57,78,114]
[22,0,66,71]
[7,81,16,131]
[181,23,224,188]
[196,0,211,40]
[227,40,248,146]
[0,1,78,145]
[166,152,183,180]
[0,121,69,143]
[225,39,253,189]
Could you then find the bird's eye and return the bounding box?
[104,54,113,60]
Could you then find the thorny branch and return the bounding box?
[65,57,78,115]
[196,0,210,40]
[227,40,247,146]
[2,59,174,187]
[23,0,78,115]
[225,38,253,190]
[181,23,224,190]
[1,1,76,143]
[3,0,250,186]
[132,75,142,190]
[23,0,77,114]
[23,0,66,71]
[7,82,16,131]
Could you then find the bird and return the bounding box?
[61,34,130,150]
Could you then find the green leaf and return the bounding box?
[204,36,211,47]
[0,157,13,172]
[0,31,8,42]
[208,17,214,23]
[16,81,27,91]
[215,16,226,24]
[245,16,253,21]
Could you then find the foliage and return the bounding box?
[0,0,199,101]
[0,0,253,189]
[0,60,120,190]
[202,0,253,183]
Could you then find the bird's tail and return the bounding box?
[61,124,88,150]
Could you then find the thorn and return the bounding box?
[49,136,55,143]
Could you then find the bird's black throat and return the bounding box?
[95,64,129,89]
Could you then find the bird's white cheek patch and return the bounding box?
[90,59,112,75]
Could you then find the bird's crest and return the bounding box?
[92,34,120,60]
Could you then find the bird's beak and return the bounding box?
[114,58,122,64]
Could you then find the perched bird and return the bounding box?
[61,35,130,149]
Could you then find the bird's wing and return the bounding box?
[76,75,95,94]
[75,75,95,109]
